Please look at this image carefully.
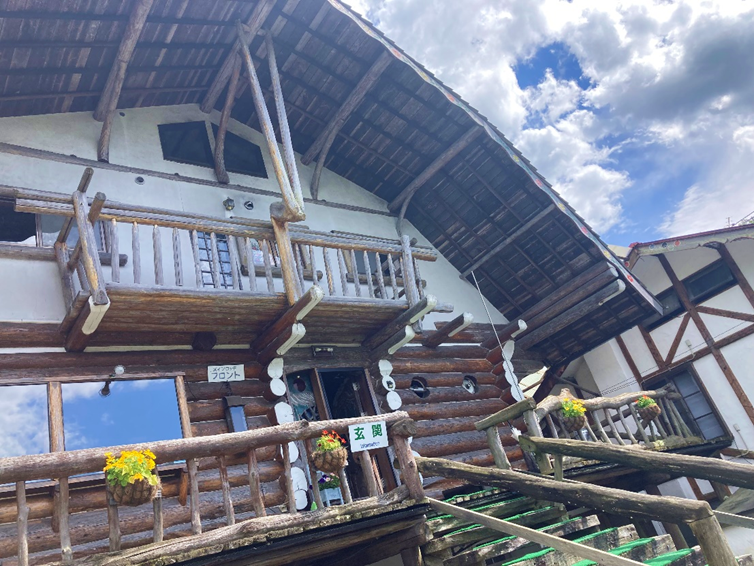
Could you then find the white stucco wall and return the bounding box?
[0,105,506,329]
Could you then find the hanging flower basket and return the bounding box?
[311,431,348,474]
[637,395,661,422]
[560,398,587,432]
[561,413,588,432]
[104,450,160,507]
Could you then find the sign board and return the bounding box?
[207,364,245,383]
[348,421,388,452]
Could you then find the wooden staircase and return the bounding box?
[421,491,754,566]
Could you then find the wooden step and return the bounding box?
[429,496,537,535]
[498,525,639,566]
[642,547,706,566]
[443,515,602,566]
[567,535,676,566]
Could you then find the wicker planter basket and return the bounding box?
[638,403,662,422]
[560,413,587,433]
[311,447,348,474]
[107,478,159,507]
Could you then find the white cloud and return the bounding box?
[0,385,48,458]
[346,0,754,237]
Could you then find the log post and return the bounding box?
[688,515,737,566]
[247,449,267,517]
[338,467,353,504]
[281,442,298,514]
[47,382,72,563]
[218,456,236,525]
[486,426,511,470]
[16,481,29,566]
[152,491,163,543]
[360,451,379,496]
[72,191,109,305]
[423,312,474,348]
[400,236,421,329]
[107,496,121,551]
[175,375,202,534]
[303,440,324,510]
[523,408,552,474]
[393,436,424,501]
[272,211,303,305]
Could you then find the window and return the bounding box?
[158,122,214,168]
[0,202,106,250]
[646,368,727,440]
[62,380,182,450]
[642,260,736,330]
[196,232,236,289]
[211,125,268,178]
[0,203,36,245]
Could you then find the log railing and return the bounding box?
[416,457,738,566]
[39,175,438,305]
[1,412,422,565]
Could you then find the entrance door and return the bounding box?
[285,367,397,500]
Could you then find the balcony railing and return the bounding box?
[0,412,422,565]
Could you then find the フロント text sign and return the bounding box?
[348,421,388,452]
[208,364,245,383]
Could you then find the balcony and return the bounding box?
[24,177,447,351]
[0,412,425,565]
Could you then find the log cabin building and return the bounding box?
[0,1,750,565]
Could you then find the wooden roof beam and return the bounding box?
[94,0,155,162]
[461,204,556,277]
[200,0,277,114]
[301,51,392,164]
[307,52,393,199]
[214,56,242,184]
[388,126,482,212]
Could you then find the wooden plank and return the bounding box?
[388,127,481,212]
[475,398,536,431]
[214,55,241,184]
[658,254,754,426]
[200,0,277,113]
[696,305,754,323]
[428,498,647,566]
[95,0,156,161]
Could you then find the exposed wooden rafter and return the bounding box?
[388,126,482,213]
[422,312,474,348]
[213,55,242,184]
[461,204,556,277]
[94,0,155,163]
[302,52,392,199]
[200,0,277,114]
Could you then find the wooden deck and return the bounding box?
[60,285,415,348]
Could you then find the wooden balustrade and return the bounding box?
[1,412,420,565]
[44,192,437,305]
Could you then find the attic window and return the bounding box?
[0,203,36,245]
[211,124,268,178]
[158,122,214,168]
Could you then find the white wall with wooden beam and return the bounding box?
[0,104,507,328]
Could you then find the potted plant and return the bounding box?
[560,398,587,432]
[317,473,341,491]
[104,449,160,506]
[636,395,661,422]
[311,430,348,474]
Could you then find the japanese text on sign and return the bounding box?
[348,421,388,452]
[207,364,245,383]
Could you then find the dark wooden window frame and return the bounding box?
[643,363,730,441]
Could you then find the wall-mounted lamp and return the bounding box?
[100,381,112,397]
[223,198,236,211]
[101,365,125,397]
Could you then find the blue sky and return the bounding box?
[351,0,754,245]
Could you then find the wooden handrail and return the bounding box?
[416,456,737,566]
[428,498,645,566]
[519,436,754,489]
[533,386,674,421]
[0,412,413,484]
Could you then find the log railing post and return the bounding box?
[400,235,420,313]
[272,214,302,305]
[16,481,29,566]
[107,495,121,551]
[72,190,109,306]
[153,489,163,543]
[485,425,511,470]
[247,449,267,517]
[393,435,424,500]
[523,408,552,474]
[688,515,738,566]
